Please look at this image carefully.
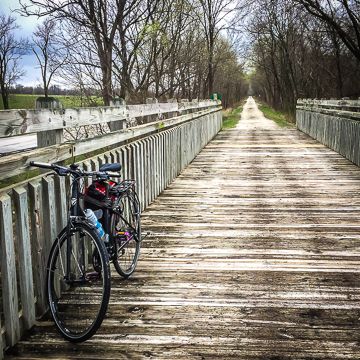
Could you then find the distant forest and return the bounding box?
[10,84,86,96]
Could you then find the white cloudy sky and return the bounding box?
[0,0,43,86]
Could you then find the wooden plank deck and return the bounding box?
[6,97,360,359]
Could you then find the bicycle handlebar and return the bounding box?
[30,161,121,178]
[30,161,56,170]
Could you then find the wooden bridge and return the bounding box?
[2,97,360,359]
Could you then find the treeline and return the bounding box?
[247,0,360,116]
[0,0,249,109]
[11,84,80,96]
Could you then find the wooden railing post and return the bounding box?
[146,98,158,124]
[296,98,360,167]
[0,194,20,347]
[0,100,223,355]
[36,100,64,147]
[13,187,36,331]
[109,98,126,131]
[37,128,64,147]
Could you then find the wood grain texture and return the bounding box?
[0,195,20,347]
[0,109,221,358]
[297,99,360,167]
[28,181,47,317]
[0,107,221,181]
[13,187,36,330]
[0,100,219,138]
[6,97,360,359]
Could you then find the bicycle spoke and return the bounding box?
[47,225,110,342]
[111,190,141,278]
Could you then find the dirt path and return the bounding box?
[238,96,278,130]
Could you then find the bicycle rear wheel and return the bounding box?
[47,223,111,342]
[111,190,141,278]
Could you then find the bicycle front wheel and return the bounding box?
[47,223,111,342]
[111,190,141,278]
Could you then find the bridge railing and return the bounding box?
[0,100,222,358]
[0,99,219,180]
[296,99,360,167]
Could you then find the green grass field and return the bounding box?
[222,105,243,129]
[258,103,294,127]
[0,94,104,109]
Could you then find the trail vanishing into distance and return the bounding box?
[7,97,360,359]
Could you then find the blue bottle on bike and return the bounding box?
[84,209,109,242]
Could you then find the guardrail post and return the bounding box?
[13,187,36,331]
[109,98,126,131]
[167,98,178,118]
[37,128,64,147]
[0,194,20,347]
[146,98,158,124]
[36,98,64,147]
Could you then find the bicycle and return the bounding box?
[30,161,142,342]
[30,161,113,342]
[83,163,142,278]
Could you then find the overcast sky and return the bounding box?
[0,0,43,86]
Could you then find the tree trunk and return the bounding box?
[97,40,113,106]
[208,61,214,97]
[44,79,48,98]
[101,60,112,106]
[1,85,9,109]
[207,35,215,97]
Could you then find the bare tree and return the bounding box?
[0,14,27,109]
[19,0,248,108]
[196,0,235,97]
[32,19,66,98]
[295,0,360,61]
[246,0,360,116]
[20,0,131,105]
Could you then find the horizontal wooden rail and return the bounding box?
[297,98,360,112]
[0,100,218,138]
[0,109,222,358]
[296,106,360,121]
[296,99,360,167]
[0,106,221,181]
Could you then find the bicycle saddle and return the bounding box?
[99,163,121,172]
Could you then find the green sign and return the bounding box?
[210,93,222,101]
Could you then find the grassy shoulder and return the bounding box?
[0,94,104,109]
[257,103,294,127]
[222,105,243,129]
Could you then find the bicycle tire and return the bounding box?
[46,222,111,342]
[111,190,141,278]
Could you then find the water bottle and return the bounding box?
[84,209,109,242]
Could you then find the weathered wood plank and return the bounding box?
[5,97,360,359]
[0,101,219,138]
[54,175,67,231]
[0,107,221,181]
[72,108,221,160]
[0,102,223,358]
[0,195,20,347]
[13,187,36,331]
[297,108,360,166]
[0,142,73,182]
[28,180,47,317]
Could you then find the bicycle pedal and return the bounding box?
[85,271,101,281]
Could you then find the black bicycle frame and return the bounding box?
[65,173,83,281]
[102,182,137,241]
